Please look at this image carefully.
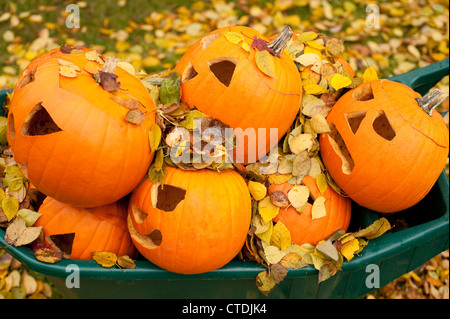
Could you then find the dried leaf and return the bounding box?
[16,209,41,227]
[270,221,291,250]
[84,61,101,75]
[92,252,118,268]
[58,65,78,78]
[248,181,267,201]
[125,109,145,125]
[263,245,287,264]
[99,71,121,92]
[316,173,328,194]
[287,185,309,212]
[279,252,307,270]
[270,190,290,208]
[311,196,327,219]
[316,239,339,261]
[289,133,314,154]
[310,114,331,133]
[270,263,288,284]
[292,151,311,179]
[34,248,63,264]
[258,196,280,224]
[2,196,19,221]
[339,237,360,261]
[4,216,42,247]
[85,50,104,64]
[149,123,162,152]
[353,217,391,239]
[318,261,338,283]
[256,270,276,296]
[255,50,275,77]
[295,53,321,66]
[110,95,141,110]
[117,255,136,269]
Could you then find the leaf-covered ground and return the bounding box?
[0,0,449,299]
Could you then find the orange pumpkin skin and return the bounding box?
[174,26,302,165]
[128,166,252,274]
[35,197,136,259]
[7,48,155,207]
[270,176,351,246]
[319,79,449,213]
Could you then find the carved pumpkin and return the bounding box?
[7,47,155,207]
[174,26,302,164]
[319,79,449,213]
[127,166,252,274]
[35,197,136,259]
[270,176,351,246]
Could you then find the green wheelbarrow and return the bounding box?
[0,58,448,299]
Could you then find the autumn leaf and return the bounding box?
[255,50,275,77]
[258,196,280,224]
[4,216,42,247]
[330,74,352,90]
[159,72,181,106]
[353,217,391,239]
[2,196,19,221]
[34,248,63,264]
[149,123,162,153]
[362,66,379,82]
[248,181,267,201]
[224,31,244,44]
[316,173,328,194]
[287,185,309,212]
[270,263,288,284]
[98,71,121,92]
[270,191,290,208]
[117,255,136,269]
[59,65,78,78]
[270,221,291,250]
[92,252,118,268]
[256,270,276,296]
[311,196,327,219]
[125,108,145,125]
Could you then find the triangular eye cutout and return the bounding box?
[373,111,396,141]
[346,111,367,134]
[21,103,63,136]
[181,62,198,83]
[208,58,237,87]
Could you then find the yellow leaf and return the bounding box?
[2,196,19,221]
[310,114,331,134]
[263,245,287,264]
[296,31,318,42]
[306,40,325,51]
[330,74,352,90]
[256,270,276,296]
[258,196,280,224]
[58,59,81,71]
[295,52,320,66]
[256,219,273,243]
[241,41,250,52]
[84,61,101,75]
[270,221,292,250]
[362,66,378,82]
[248,181,267,201]
[148,123,162,153]
[353,217,391,239]
[303,83,326,95]
[287,185,309,212]
[59,65,78,78]
[289,133,314,154]
[92,252,118,268]
[268,173,292,185]
[340,237,360,261]
[311,196,327,219]
[84,50,104,64]
[316,173,328,194]
[224,31,244,45]
[279,252,307,270]
[255,50,275,78]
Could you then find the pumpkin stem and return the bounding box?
[416,89,448,116]
[101,56,119,74]
[267,25,293,57]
